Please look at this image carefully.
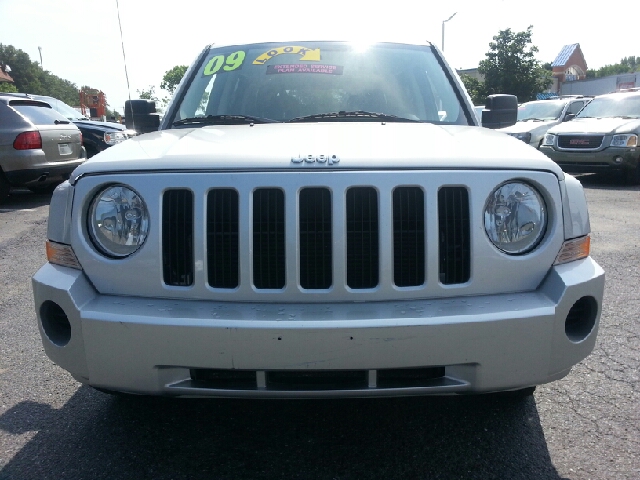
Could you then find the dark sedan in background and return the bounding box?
[30,95,135,158]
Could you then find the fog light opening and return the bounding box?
[40,301,71,347]
[565,296,598,343]
[614,156,624,164]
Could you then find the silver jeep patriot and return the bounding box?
[32,39,604,398]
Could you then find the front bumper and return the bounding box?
[540,146,639,173]
[32,258,604,398]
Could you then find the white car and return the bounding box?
[500,97,591,148]
[32,40,604,399]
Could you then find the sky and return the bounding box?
[1,0,636,114]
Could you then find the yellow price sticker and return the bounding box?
[203,51,246,76]
[253,46,321,65]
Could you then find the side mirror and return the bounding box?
[125,99,160,134]
[481,94,518,129]
[564,113,576,122]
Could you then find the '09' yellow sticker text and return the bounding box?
[203,51,246,76]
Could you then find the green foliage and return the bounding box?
[0,44,43,93]
[460,74,485,105]
[478,26,552,103]
[586,56,639,78]
[160,65,188,94]
[0,82,18,93]
[137,85,159,102]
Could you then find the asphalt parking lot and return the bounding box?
[0,173,638,480]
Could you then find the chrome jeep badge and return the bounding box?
[291,154,340,165]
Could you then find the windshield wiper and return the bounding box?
[287,110,419,123]
[173,114,277,126]
[54,119,70,124]
[521,118,547,122]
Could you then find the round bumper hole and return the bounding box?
[565,296,598,343]
[40,301,71,347]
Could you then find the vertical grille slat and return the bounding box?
[162,189,194,286]
[207,189,239,289]
[393,187,425,287]
[299,188,332,289]
[253,189,285,289]
[346,187,379,289]
[438,187,470,285]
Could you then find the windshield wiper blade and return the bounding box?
[54,119,70,124]
[287,110,419,123]
[173,114,277,126]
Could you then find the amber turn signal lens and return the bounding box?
[554,235,590,265]
[46,241,82,270]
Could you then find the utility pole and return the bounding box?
[38,46,43,69]
[442,12,457,53]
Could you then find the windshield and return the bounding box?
[576,95,640,119]
[33,95,88,121]
[517,101,565,121]
[172,42,467,125]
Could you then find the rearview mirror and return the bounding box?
[125,99,160,134]
[481,94,518,129]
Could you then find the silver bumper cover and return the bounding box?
[32,258,604,398]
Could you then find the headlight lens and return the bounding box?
[611,134,637,147]
[104,131,127,145]
[484,182,547,254]
[507,132,532,144]
[88,185,149,258]
[542,133,555,146]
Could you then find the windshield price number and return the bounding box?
[203,51,245,76]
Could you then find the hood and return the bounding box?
[548,117,640,135]
[73,119,126,131]
[499,119,558,135]
[71,122,564,179]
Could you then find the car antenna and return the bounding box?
[115,0,134,131]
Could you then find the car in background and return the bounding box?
[0,94,84,200]
[499,96,591,149]
[540,90,640,184]
[29,95,135,158]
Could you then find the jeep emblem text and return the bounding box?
[291,154,340,165]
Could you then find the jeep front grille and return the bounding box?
[162,189,194,286]
[207,189,239,289]
[162,184,470,292]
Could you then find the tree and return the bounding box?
[0,44,43,93]
[137,85,159,102]
[160,65,187,95]
[0,82,18,93]
[587,56,639,78]
[478,26,552,103]
[460,74,485,105]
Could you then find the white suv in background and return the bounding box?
[500,96,592,149]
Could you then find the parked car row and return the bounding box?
[497,91,640,185]
[0,93,136,201]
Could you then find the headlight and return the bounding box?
[542,133,555,146]
[88,185,149,258]
[507,132,532,144]
[484,182,547,254]
[104,131,127,145]
[611,134,637,147]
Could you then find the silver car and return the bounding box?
[32,40,604,399]
[0,93,84,199]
